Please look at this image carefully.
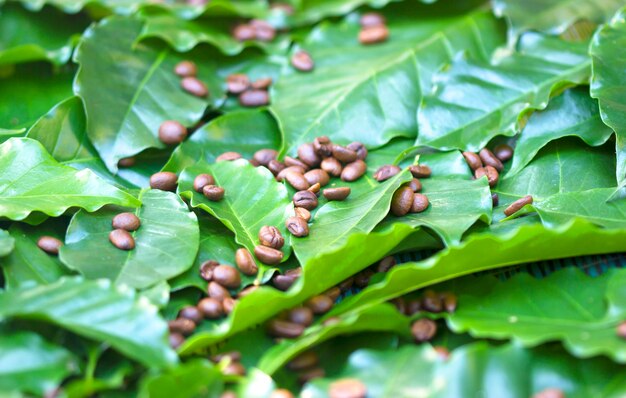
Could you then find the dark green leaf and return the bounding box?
[138,359,222,398]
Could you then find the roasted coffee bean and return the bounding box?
[268,159,286,175]
[239,89,270,107]
[197,297,224,319]
[406,178,422,193]
[304,169,330,186]
[297,367,325,384]
[308,181,320,194]
[346,141,368,160]
[174,60,197,77]
[207,281,231,301]
[374,165,401,182]
[223,361,246,376]
[150,171,178,192]
[462,151,483,171]
[341,160,367,181]
[112,212,140,231]
[168,318,195,335]
[411,318,437,342]
[287,350,319,371]
[491,193,499,207]
[338,277,354,292]
[618,321,626,339]
[293,190,318,210]
[284,156,310,170]
[267,319,305,338]
[422,290,443,313]
[253,149,278,166]
[199,260,219,281]
[329,378,367,398]
[203,185,225,201]
[117,157,135,168]
[251,77,273,90]
[409,164,431,178]
[251,19,276,41]
[212,265,241,289]
[258,226,285,249]
[158,120,187,145]
[360,12,385,27]
[235,248,258,276]
[433,346,451,360]
[193,174,215,192]
[305,295,334,314]
[223,297,237,314]
[169,332,185,349]
[226,73,249,94]
[179,306,203,323]
[323,187,351,201]
[288,307,314,326]
[479,148,503,171]
[321,157,343,177]
[298,143,322,167]
[332,145,358,163]
[504,195,533,217]
[211,351,242,363]
[181,77,208,97]
[407,300,422,315]
[359,25,389,44]
[233,24,256,41]
[354,269,374,288]
[238,285,259,298]
[37,236,63,255]
[270,389,294,398]
[273,273,298,291]
[294,207,312,222]
[377,256,396,273]
[411,193,430,213]
[323,317,342,327]
[474,166,499,187]
[286,216,309,237]
[391,186,414,216]
[532,388,566,398]
[313,136,333,157]
[276,165,306,182]
[493,144,514,162]
[109,229,135,250]
[220,392,237,398]
[216,151,242,162]
[291,50,314,72]
[325,286,341,301]
[440,292,457,313]
[254,245,284,264]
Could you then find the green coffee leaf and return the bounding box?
[0,228,14,257]
[138,359,223,398]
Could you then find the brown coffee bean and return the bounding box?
[268,159,286,175]
[254,245,284,264]
[284,156,310,170]
[237,285,259,298]
[479,148,504,171]
[322,317,342,327]
[291,50,314,72]
[325,286,341,301]
[440,292,457,313]
[313,136,333,157]
[293,190,318,210]
[220,391,237,398]
[286,216,309,237]
[235,248,258,276]
[276,165,306,182]
[360,12,385,27]
[239,89,270,107]
[267,319,305,338]
[407,300,422,315]
[197,297,224,319]
[273,273,298,291]
[304,169,330,186]
[179,306,203,323]
[411,193,430,213]
[329,378,367,398]
[253,149,278,166]
[158,120,187,145]
[391,186,414,216]
[259,226,285,249]
[321,157,343,177]
[294,207,312,222]
[406,178,422,193]
[288,307,314,326]
[433,346,451,360]
[332,145,358,163]
[374,165,401,182]
[409,164,431,178]
[203,185,225,201]
[287,350,319,371]
[112,212,140,232]
[223,297,237,314]
[181,77,208,98]
[532,388,566,398]
[109,229,135,250]
[207,281,231,301]
[474,166,499,188]
[223,361,246,376]
[193,174,215,192]
[168,318,195,335]
[270,389,294,398]
[305,295,334,314]
[422,290,443,313]
[251,19,275,41]
[284,170,310,191]
[298,143,322,167]
[377,256,396,273]
[150,172,178,192]
[233,24,255,41]
[359,25,389,44]
[37,236,63,255]
[338,277,354,292]
[117,157,135,168]
[346,141,368,160]
[211,351,242,363]
[308,181,320,194]
[354,269,374,288]
[169,332,185,349]
[199,260,219,281]
[174,60,197,77]
[251,77,272,90]
[226,73,249,94]
[504,195,534,217]
[323,187,351,201]
[297,367,325,384]
[462,151,483,171]
[493,144,514,162]
[492,193,499,207]
[411,318,437,342]
[341,160,366,181]
[216,151,242,162]
[618,321,626,339]
[212,265,241,289]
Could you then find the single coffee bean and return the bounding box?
[406,178,422,193]
[270,389,294,398]
[179,306,203,323]
[168,318,195,335]
[329,378,367,398]
[293,190,318,210]
[462,151,483,171]
[298,143,322,167]
[109,229,135,250]
[304,169,330,186]
[338,277,354,292]
[232,23,256,41]
[117,157,135,168]
[493,144,514,162]
[223,297,237,314]
[268,159,286,175]
[197,297,224,319]
[239,89,270,107]
[223,361,246,376]
[332,145,358,163]
[212,265,241,289]
[207,281,231,301]
[112,212,140,231]
[474,166,499,187]
[199,260,219,281]
[288,307,314,326]
[440,292,457,313]
[313,136,333,157]
[286,216,309,237]
[216,151,242,162]
[411,193,430,213]
[158,120,187,145]
[532,388,566,398]
[359,25,389,44]
[235,248,258,276]
[360,12,385,27]
[203,185,225,201]
[284,170,311,191]
[374,164,401,182]
[325,286,341,301]
[354,269,374,288]
[149,171,178,192]
[37,236,63,255]
[251,77,273,90]
[411,318,437,342]
[407,300,422,315]
[308,182,321,194]
[322,317,342,327]
[238,285,259,298]
[174,60,197,77]
[193,173,215,193]
[479,148,504,171]
[504,195,533,217]
[211,351,242,363]
[409,164,431,178]
[254,245,284,264]
[276,165,306,182]
[297,367,325,384]
[181,77,209,97]
[291,50,314,72]
[617,321,626,339]
[251,19,276,41]
[226,73,249,94]
[391,186,414,216]
[284,156,310,170]
[169,332,185,349]
[341,160,367,181]
[258,226,285,249]
[294,207,312,222]
[433,346,451,360]
[492,193,499,207]
[377,256,396,273]
[267,319,305,338]
[346,141,368,160]
[305,295,334,314]
[287,350,319,371]
[321,157,343,177]
[253,149,278,166]
[273,273,298,291]
[422,289,443,313]
[323,187,351,201]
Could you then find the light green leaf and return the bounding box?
[138,359,222,398]
[0,228,14,257]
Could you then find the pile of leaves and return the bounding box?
[1,0,626,396]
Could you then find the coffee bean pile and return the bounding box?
[193,172,225,201]
[37,236,63,255]
[211,351,246,377]
[108,212,140,250]
[226,73,272,107]
[255,225,285,264]
[233,19,276,42]
[359,12,389,45]
[386,164,432,217]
